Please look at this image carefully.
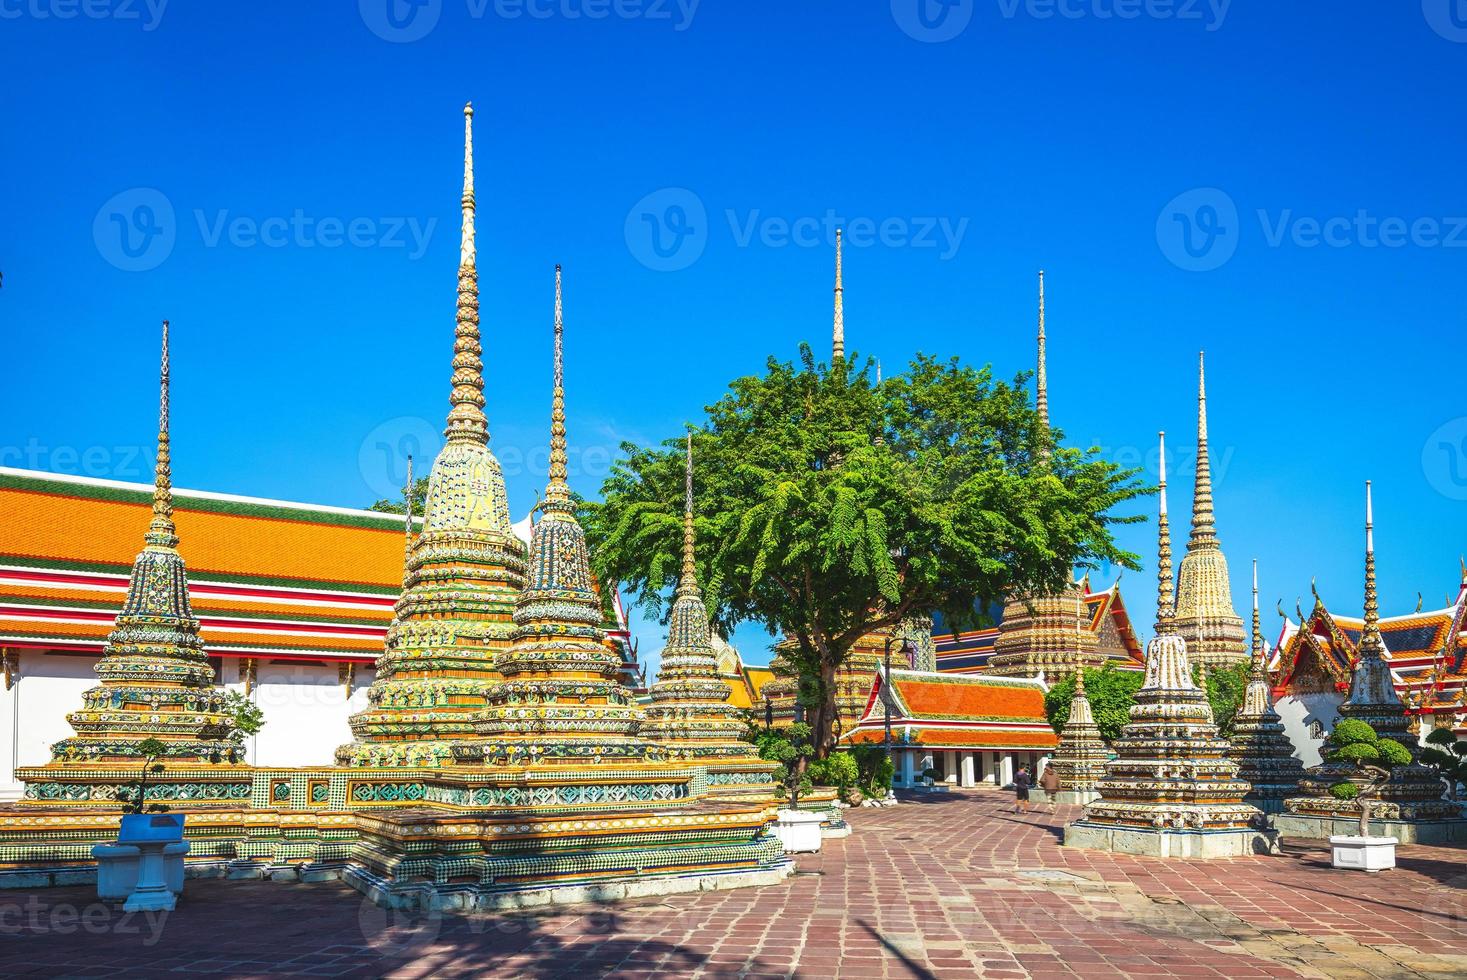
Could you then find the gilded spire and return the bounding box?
[542,265,571,512]
[446,102,488,446]
[1190,351,1217,547]
[678,434,699,598]
[1251,559,1264,667]
[1361,480,1381,652]
[1156,431,1174,631]
[145,320,178,550]
[831,228,844,361]
[401,454,415,587]
[1036,270,1049,435]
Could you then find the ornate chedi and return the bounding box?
[1047,668,1109,804]
[22,322,245,806]
[640,437,777,793]
[1280,483,1464,841]
[1227,560,1305,813]
[1172,352,1248,669]
[338,103,528,768]
[989,273,1107,681]
[461,268,645,765]
[1066,432,1265,858]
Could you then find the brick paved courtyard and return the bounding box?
[1,790,1463,979]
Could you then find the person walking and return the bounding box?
[1013,765,1031,814]
[1039,762,1061,813]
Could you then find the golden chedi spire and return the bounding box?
[831,228,844,361]
[469,267,646,763]
[340,104,527,768]
[49,320,240,769]
[643,438,773,786]
[990,272,1103,681]
[1068,431,1259,853]
[1173,351,1248,668]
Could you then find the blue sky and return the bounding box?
[3,3,1466,672]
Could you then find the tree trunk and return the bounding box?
[811,655,841,760]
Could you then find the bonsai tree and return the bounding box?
[759,722,814,810]
[1322,720,1413,836]
[1420,727,1467,801]
[118,738,170,815]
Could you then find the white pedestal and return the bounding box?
[120,841,190,911]
[1329,835,1397,872]
[93,844,142,902]
[774,809,824,854]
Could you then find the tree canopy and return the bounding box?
[1043,665,1145,742]
[583,347,1148,754]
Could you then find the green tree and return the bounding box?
[584,349,1146,756]
[1200,662,1251,737]
[1420,727,1467,800]
[368,476,430,515]
[1043,665,1145,742]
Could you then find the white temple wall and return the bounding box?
[1275,692,1344,767]
[0,650,376,799]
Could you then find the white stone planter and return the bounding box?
[774,809,824,854]
[1329,835,1397,872]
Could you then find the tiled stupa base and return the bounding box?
[1064,821,1278,858]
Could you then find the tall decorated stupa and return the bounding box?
[22,321,245,806]
[1226,560,1305,813]
[462,268,645,764]
[1279,483,1463,841]
[1065,431,1265,858]
[989,272,1106,680]
[1047,664,1110,805]
[1172,353,1248,669]
[640,437,777,792]
[338,103,528,769]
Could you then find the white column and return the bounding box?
[900,750,917,787]
[999,753,1014,787]
[981,752,997,784]
[960,752,976,788]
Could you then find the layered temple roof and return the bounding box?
[932,586,1144,674]
[1272,569,1467,733]
[840,669,1058,751]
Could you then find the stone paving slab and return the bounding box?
[0,790,1463,978]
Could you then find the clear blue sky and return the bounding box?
[3,3,1466,673]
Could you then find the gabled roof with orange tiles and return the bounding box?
[839,669,1057,751]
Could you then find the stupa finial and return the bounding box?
[145,320,178,549]
[1251,559,1265,669]
[401,454,415,587]
[1190,350,1217,545]
[1074,665,1086,697]
[446,101,488,446]
[1036,270,1049,435]
[1156,430,1174,631]
[678,434,700,598]
[832,228,844,361]
[1363,480,1379,639]
[542,265,571,512]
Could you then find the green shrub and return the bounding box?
[808,752,859,791]
[1376,738,1414,766]
[849,743,894,798]
[921,768,941,781]
[1425,727,1458,748]
[1328,781,1361,801]
[1332,742,1380,764]
[1328,719,1379,748]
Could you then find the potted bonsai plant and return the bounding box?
[767,722,823,853]
[1321,720,1410,872]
